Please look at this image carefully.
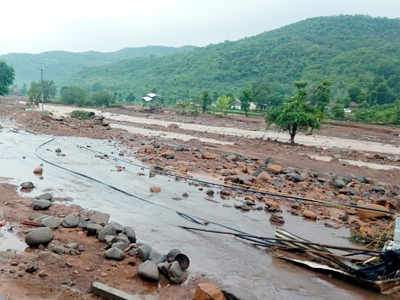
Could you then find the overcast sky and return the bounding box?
[1,0,399,54]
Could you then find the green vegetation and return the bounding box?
[0,61,15,95]
[1,46,195,85]
[215,96,231,115]
[63,15,400,109]
[240,88,251,117]
[70,110,93,120]
[91,91,114,107]
[265,82,321,144]
[27,80,57,105]
[60,86,87,106]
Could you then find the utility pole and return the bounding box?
[40,65,44,112]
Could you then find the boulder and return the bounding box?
[32,199,52,210]
[123,226,136,243]
[33,167,43,175]
[105,247,125,261]
[25,227,54,247]
[201,152,216,160]
[150,186,161,193]
[86,223,103,236]
[302,209,317,220]
[267,164,282,174]
[62,215,80,228]
[194,283,226,300]
[138,261,159,282]
[97,222,123,241]
[35,215,61,229]
[37,193,53,201]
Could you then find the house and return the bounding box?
[141,93,161,104]
[231,99,242,110]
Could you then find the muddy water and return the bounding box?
[42,104,400,155]
[0,127,394,299]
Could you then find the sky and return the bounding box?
[1,0,399,54]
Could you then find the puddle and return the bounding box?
[42,104,400,155]
[0,127,396,299]
[0,227,27,252]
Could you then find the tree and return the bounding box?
[28,82,42,105]
[265,81,321,144]
[0,62,15,95]
[126,93,136,102]
[215,96,231,115]
[60,86,86,105]
[331,103,345,120]
[240,88,252,117]
[348,85,363,103]
[200,90,211,113]
[91,91,114,107]
[312,80,331,114]
[42,80,57,102]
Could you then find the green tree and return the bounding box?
[331,103,345,120]
[215,96,231,115]
[28,82,42,105]
[60,86,87,105]
[126,93,136,102]
[240,88,252,117]
[91,91,114,107]
[312,80,331,114]
[265,81,321,144]
[42,80,57,102]
[0,62,15,95]
[348,85,362,103]
[200,90,211,113]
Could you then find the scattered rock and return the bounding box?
[206,190,215,197]
[105,247,125,261]
[287,173,304,182]
[97,222,123,241]
[267,164,282,174]
[35,215,61,229]
[201,152,216,160]
[150,186,161,193]
[302,209,317,221]
[256,171,270,182]
[270,214,285,225]
[194,283,226,300]
[333,178,346,189]
[62,215,80,228]
[25,263,38,273]
[25,227,54,247]
[32,199,52,210]
[20,182,34,190]
[33,167,43,175]
[138,261,160,282]
[86,223,103,236]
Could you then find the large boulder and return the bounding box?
[62,215,80,228]
[105,247,125,261]
[86,223,103,236]
[32,199,52,210]
[25,227,54,247]
[34,215,61,229]
[123,226,136,243]
[138,261,159,282]
[97,222,123,242]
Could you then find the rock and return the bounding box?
[105,247,125,261]
[265,200,280,211]
[97,222,123,241]
[25,263,38,273]
[223,288,257,300]
[201,152,216,160]
[86,223,103,236]
[333,178,346,189]
[357,204,390,219]
[50,246,66,255]
[256,171,270,182]
[62,215,80,228]
[32,199,52,210]
[20,182,34,190]
[33,167,43,175]
[123,226,136,243]
[112,241,129,251]
[206,190,215,197]
[25,227,54,247]
[167,261,186,284]
[35,215,61,229]
[270,214,285,225]
[150,186,161,193]
[182,192,189,198]
[370,185,386,195]
[87,210,110,225]
[287,173,304,182]
[302,209,317,221]
[194,283,226,300]
[168,123,179,129]
[267,164,282,174]
[234,202,243,209]
[137,244,153,261]
[138,261,159,282]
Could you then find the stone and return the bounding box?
[138,261,159,282]
[32,199,52,210]
[33,167,43,175]
[287,173,304,182]
[35,215,61,229]
[267,164,282,174]
[25,263,38,273]
[206,190,215,197]
[62,215,80,228]
[270,214,285,225]
[223,288,258,300]
[98,222,123,241]
[112,241,129,251]
[194,283,226,300]
[123,226,136,243]
[87,210,110,226]
[137,244,152,261]
[333,178,346,189]
[86,223,103,236]
[51,246,66,255]
[20,182,34,190]
[105,247,125,261]
[201,152,216,159]
[256,171,270,182]
[25,227,54,247]
[302,209,317,220]
[150,186,161,193]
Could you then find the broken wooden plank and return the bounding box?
[91,281,141,300]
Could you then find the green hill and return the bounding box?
[66,15,400,102]
[0,46,196,85]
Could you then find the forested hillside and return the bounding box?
[66,15,400,104]
[0,46,195,84]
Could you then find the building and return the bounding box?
[141,93,161,104]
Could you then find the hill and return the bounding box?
[0,46,196,85]
[66,15,400,102]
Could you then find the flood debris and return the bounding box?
[91,281,140,300]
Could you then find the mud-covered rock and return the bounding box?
[138,261,159,282]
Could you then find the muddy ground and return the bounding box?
[1,97,400,299]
